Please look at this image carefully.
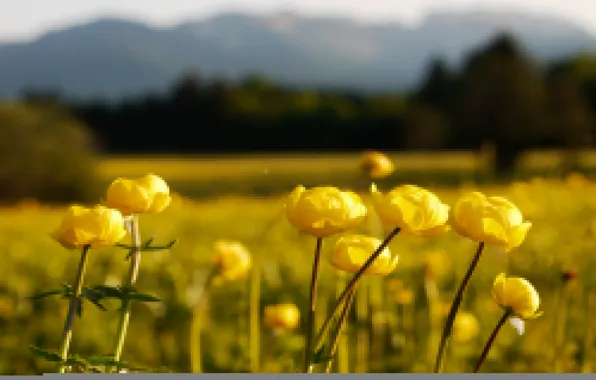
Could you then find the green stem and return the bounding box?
[304,237,324,373]
[434,242,485,373]
[425,275,440,369]
[582,291,595,373]
[313,227,401,354]
[249,257,261,373]
[324,287,357,373]
[189,269,217,373]
[554,282,569,373]
[335,274,350,374]
[355,279,369,373]
[57,245,91,373]
[474,309,512,373]
[111,215,141,372]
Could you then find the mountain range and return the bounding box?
[0,10,595,99]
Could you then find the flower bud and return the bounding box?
[213,240,252,281]
[492,273,542,319]
[452,311,480,343]
[285,186,367,238]
[370,184,450,236]
[264,303,301,331]
[330,235,398,276]
[451,192,531,251]
[105,173,171,215]
[51,205,127,249]
[361,150,395,179]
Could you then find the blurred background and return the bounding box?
[1,0,596,374]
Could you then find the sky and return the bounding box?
[2,0,596,42]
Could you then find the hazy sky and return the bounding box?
[2,0,596,42]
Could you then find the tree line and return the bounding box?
[21,33,596,173]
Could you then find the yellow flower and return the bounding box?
[395,288,414,305]
[137,174,172,213]
[213,240,252,281]
[264,303,301,331]
[105,173,171,215]
[370,184,450,236]
[425,250,451,279]
[330,235,398,276]
[51,205,127,249]
[452,311,480,343]
[492,273,542,319]
[285,186,367,238]
[451,192,531,251]
[361,150,395,179]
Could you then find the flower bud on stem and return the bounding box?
[57,245,91,373]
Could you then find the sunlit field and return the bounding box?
[96,150,596,198]
[2,153,596,374]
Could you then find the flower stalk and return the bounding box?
[249,256,261,373]
[57,245,91,373]
[474,309,512,373]
[190,268,218,373]
[111,215,142,371]
[304,237,324,373]
[434,242,485,373]
[324,286,357,373]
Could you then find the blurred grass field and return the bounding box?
[95,150,596,198]
[1,152,596,374]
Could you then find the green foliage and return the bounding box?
[0,102,101,203]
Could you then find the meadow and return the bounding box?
[1,152,596,374]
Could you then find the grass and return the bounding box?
[96,149,596,199]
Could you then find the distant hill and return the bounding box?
[0,10,594,99]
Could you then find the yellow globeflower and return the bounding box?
[452,311,480,343]
[285,186,367,238]
[213,240,252,281]
[105,173,171,215]
[395,288,414,305]
[51,205,127,249]
[137,173,172,213]
[361,150,395,179]
[330,235,398,276]
[492,273,542,319]
[264,303,301,331]
[451,192,531,252]
[370,184,450,236]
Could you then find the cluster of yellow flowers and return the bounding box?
[45,149,544,374]
[283,164,543,372]
[47,173,172,373]
[51,173,172,249]
[285,183,534,280]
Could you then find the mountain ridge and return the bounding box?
[0,10,594,99]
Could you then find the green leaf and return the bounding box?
[142,237,155,248]
[88,285,123,298]
[126,292,161,302]
[29,346,61,363]
[81,287,108,311]
[117,238,178,258]
[28,288,68,300]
